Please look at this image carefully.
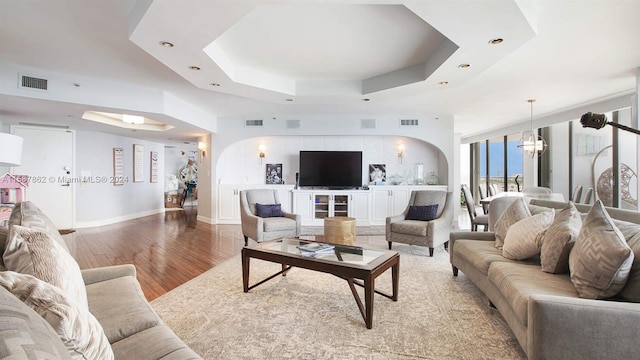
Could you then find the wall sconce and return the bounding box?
[258,144,266,164]
[397,145,405,164]
[197,141,206,158]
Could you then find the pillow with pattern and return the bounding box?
[494,197,532,249]
[569,201,634,299]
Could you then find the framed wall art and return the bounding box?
[133,144,144,183]
[113,148,124,186]
[266,163,283,184]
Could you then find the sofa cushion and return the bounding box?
[111,325,202,360]
[488,262,578,327]
[406,205,438,221]
[262,217,296,232]
[85,276,160,344]
[494,198,531,249]
[255,203,283,218]
[8,201,69,253]
[453,240,511,276]
[390,220,428,237]
[0,284,72,359]
[540,202,583,274]
[569,201,634,299]
[502,210,554,260]
[0,271,113,360]
[3,225,89,311]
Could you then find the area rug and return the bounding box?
[151,244,526,359]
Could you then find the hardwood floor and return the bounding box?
[63,206,466,302]
[63,207,245,301]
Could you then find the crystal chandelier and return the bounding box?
[518,99,547,158]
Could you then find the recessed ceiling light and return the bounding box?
[362,98,370,102]
[189,66,201,71]
[285,98,293,102]
[159,41,174,48]
[439,81,449,85]
[489,38,504,45]
[210,83,221,87]
[458,64,471,68]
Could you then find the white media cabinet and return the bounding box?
[217,184,447,226]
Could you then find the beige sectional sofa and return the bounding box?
[0,201,201,359]
[450,198,640,360]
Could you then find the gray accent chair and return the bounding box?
[386,190,454,257]
[240,189,301,246]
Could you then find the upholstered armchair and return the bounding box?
[386,191,454,257]
[240,189,301,246]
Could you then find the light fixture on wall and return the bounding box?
[198,141,206,158]
[122,114,144,125]
[258,144,266,164]
[397,144,405,164]
[518,99,547,158]
[0,133,24,167]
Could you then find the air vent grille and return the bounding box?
[286,119,301,129]
[245,119,263,127]
[400,119,419,126]
[361,119,376,129]
[20,75,48,90]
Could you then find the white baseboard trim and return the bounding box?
[75,208,166,229]
[196,215,215,224]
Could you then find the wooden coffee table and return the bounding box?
[242,238,399,329]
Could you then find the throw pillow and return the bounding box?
[502,210,555,260]
[0,271,114,360]
[8,201,71,253]
[540,202,583,274]
[256,203,283,218]
[406,205,439,221]
[3,225,89,311]
[569,200,634,299]
[494,197,532,249]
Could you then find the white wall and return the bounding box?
[75,130,165,227]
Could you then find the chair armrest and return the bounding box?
[528,294,640,360]
[81,264,136,285]
[282,211,301,237]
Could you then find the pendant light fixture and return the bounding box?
[518,99,547,158]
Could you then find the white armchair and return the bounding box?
[386,191,454,257]
[240,189,301,246]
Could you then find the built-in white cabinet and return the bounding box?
[292,190,371,226]
[217,184,294,224]
[219,185,447,225]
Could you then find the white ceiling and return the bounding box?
[0,0,638,144]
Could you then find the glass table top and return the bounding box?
[255,238,388,266]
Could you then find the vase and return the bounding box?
[426,171,439,185]
[414,163,424,185]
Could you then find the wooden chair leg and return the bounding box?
[387,241,392,250]
[429,248,434,257]
[444,241,449,250]
[244,235,248,246]
[452,266,459,276]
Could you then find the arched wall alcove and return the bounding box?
[216,135,448,186]
[197,115,456,223]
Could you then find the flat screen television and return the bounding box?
[299,151,363,189]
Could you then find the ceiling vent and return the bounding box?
[400,119,419,127]
[18,122,69,129]
[245,119,263,127]
[361,119,376,129]
[19,74,48,91]
[286,119,301,129]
